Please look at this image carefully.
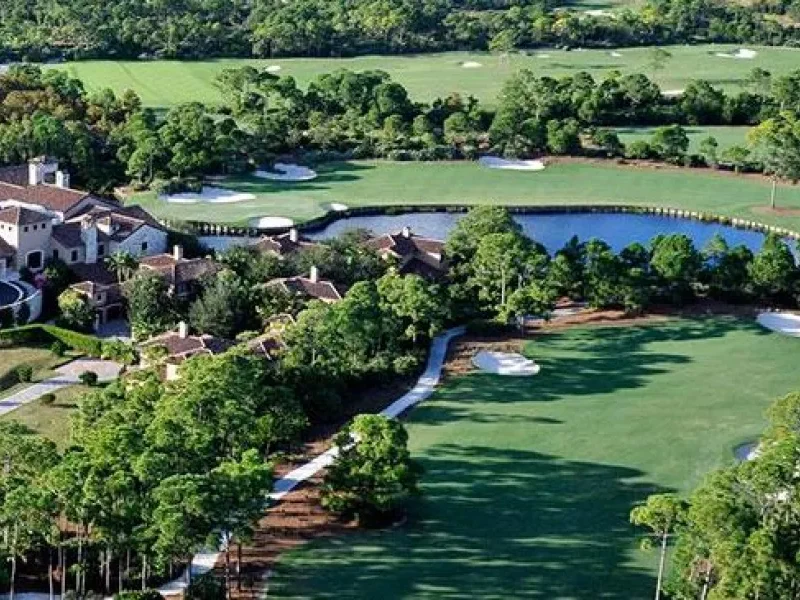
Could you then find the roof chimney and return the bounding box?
[401,226,412,238]
[173,245,184,261]
[55,170,70,189]
[178,321,189,339]
[289,228,299,243]
[309,265,319,283]
[28,162,43,186]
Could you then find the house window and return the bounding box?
[52,249,59,260]
[141,241,148,253]
[41,223,46,229]
[23,226,28,232]
[70,249,78,262]
[32,224,37,231]
[98,244,105,257]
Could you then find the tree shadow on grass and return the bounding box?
[270,444,669,599]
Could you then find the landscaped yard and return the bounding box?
[268,317,800,598]
[1,385,92,449]
[51,44,800,108]
[130,160,800,230]
[0,345,78,399]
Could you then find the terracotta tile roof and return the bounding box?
[0,182,91,214]
[69,262,118,286]
[51,222,83,248]
[267,276,345,302]
[365,230,444,258]
[70,280,123,306]
[0,205,50,225]
[255,231,318,256]
[139,254,221,287]
[140,331,234,361]
[0,237,15,257]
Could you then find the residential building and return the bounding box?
[254,228,319,257]
[266,266,345,303]
[140,321,234,380]
[139,245,221,298]
[365,226,447,279]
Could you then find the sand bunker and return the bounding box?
[609,51,623,58]
[329,203,348,212]
[473,351,540,376]
[255,163,318,182]
[461,61,483,68]
[757,312,800,337]
[479,156,546,172]
[265,65,282,73]
[662,89,685,97]
[586,9,612,16]
[716,48,757,59]
[535,53,551,59]
[161,187,255,204]
[249,216,295,229]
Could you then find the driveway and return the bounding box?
[0,358,122,418]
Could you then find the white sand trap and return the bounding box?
[479,156,546,171]
[473,351,540,376]
[662,89,685,97]
[329,203,348,212]
[757,312,800,336]
[586,9,612,16]
[265,65,282,73]
[249,216,295,228]
[254,163,317,182]
[716,48,757,59]
[609,51,623,58]
[535,53,551,59]
[734,441,761,462]
[161,187,255,204]
[461,61,483,68]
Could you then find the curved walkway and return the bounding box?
[0,358,122,418]
[159,326,465,595]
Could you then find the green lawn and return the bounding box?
[615,125,751,153]
[269,317,800,598]
[51,44,800,108]
[0,345,78,399]
[130,160,800,231]
[1,385,91,449]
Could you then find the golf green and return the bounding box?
[268,317,800,598]
[52,44,800,108]
[131,160,800,231]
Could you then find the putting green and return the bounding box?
[130,160,800,231]
[268,317,800,598]
[52,44,800,108]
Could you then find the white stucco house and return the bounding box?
[0,157,169,323]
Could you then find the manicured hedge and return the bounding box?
[0,324,104,357]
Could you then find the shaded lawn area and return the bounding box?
[615,125,751,153]
[51,45,800,108]
[269,317,800,599]
[0,345,80,399]
[132,160,800,231]
[0,385,94,450]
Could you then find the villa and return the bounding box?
[266,266,345,303]
[255,228,319,257]
[140,321,234,380]
[365,227,446,279]
[139,246,221,299]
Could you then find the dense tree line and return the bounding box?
[632,390,800,599]
[1,0,799,61]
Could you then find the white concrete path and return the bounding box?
[0,359,122,417]
[159,326,465,596]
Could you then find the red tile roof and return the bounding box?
[139,254,221,287]
[0,182,91,214]
[267,276,345,302]
[140,330,234,361]
[0,206,50,225]
[254,231,319,256]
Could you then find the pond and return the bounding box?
[199,211,788,256]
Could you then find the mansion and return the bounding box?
[0,157,168,279]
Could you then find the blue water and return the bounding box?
[306,212,780,255]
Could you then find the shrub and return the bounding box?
[79,370,98,386]
[102,340,137,365]
[185,573,225,600]
[15,364,33,383]
[50,340,67,357]
[39,393,56,405]
[114,590,164,600]
[466,318,513,337]
[0,307,13,329]
[14,302,30,326]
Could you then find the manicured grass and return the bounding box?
[269,317,800,598]
[615,125,751,153]
[1,385,92,449]
[51,45,800,108]
[130,160,800,230]
[0,345,78,398]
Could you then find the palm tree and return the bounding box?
[105,251,139,284]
